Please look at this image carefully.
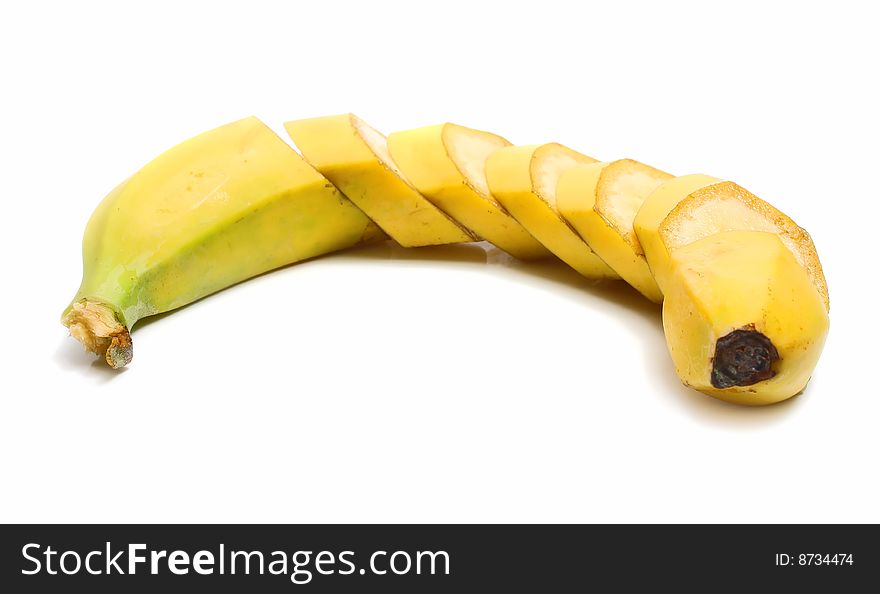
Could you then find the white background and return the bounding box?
[1,0,877,523]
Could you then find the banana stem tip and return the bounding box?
[62,300,132,368]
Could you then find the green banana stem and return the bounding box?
[62,300,132,368]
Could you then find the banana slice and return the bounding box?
[631,174,722,297]
[285,114,474,247]
[635,178,829,310]
[663,230,829,404]
[556,160,672,301]
[387,124,550,260]
[485,143,618,279]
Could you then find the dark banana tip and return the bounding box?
[711,328,779,389]
[105,333,133,369]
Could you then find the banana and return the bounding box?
[285,114,474,247]
[387,124,551,260]
[62,115,830,406]
[556,159,673,302]
[62,116,382,367]
[485,144,619,279]
[662,230,829,405]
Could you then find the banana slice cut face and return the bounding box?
[387,123,550,260]
[286,114,474,247]
[556,159,673,300]
[486,143,618,279]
